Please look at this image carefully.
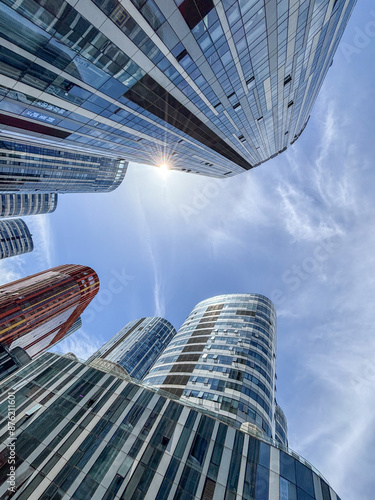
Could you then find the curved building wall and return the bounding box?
[275,402,289,447]
[0,264,99,358]
[144,294,277,438]
[0,218,33,259]
[87,317,176,380]
[0,352,342,500]
[0,0,356,177]
[0,193,58,217]
[0,137,127,193]
[65,316,82,339]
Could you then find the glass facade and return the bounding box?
[0,136,127,193]
[87,317,176,380]
[0,193,57,217]
[275,403,288,447]
[0,265,99,359]
[144,294,284,441]
[0,0,356,177]
[0,352,342,500]
[0,218,33,259]
[0,345,31,382]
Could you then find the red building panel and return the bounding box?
[0,265,99,357]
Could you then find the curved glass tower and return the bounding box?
[144,293,285,441]
[0,136,127,193]
[0,218,33,259]
[0,193,57,217]
[0,264,99,358]
[87,317,176,380]
[0,0,356,177]
[275,402,289,447]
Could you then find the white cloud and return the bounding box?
[26,214,54,269]
[272,94,375,499]
[50,328,102,361]
[0,256,25,285]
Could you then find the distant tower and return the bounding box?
[0,193,58,217]
[0,218,33,259]
[0,265,99,358]
[0,136,127,193]
[275,402,289,447]
[0,345,32,382]
[144,293,286,441]
[65,316,83,339]
[87,317,176,380]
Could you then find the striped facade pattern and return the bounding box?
[87,317,177,380]
[275,404,288,448]
[0,193,57,218]
[0,352,341,500]
[0,218,33,259]
[0,0,356,177]
[0,265,99,358]
[0,137,127,193]
[144,294,282,443]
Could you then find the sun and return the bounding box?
[158,163,170,176]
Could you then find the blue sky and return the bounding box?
[1,2,374,498]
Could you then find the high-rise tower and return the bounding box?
[87,317,176,380]
[144,294,284,443]
[0,264,99,358]
[275,402,289,447]
[0,0,356,177]
[0,218,33,259]
[0,136,127,194]
[0,193,57,217]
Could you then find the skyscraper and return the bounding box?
[0,0,356,177]
[0,264,99,358]
[144,294,285,444]
[0,218,33,259]
[87,317,176,379]
[0,351,341,500]
[0,193,57,217]
[0,135,127,193]
[275,402,289,447]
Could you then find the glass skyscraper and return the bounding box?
[0,351,342,500]
[144,294,285,444]
[0,136,127,193]
[0,264,99,359]
[275,403,289,448]
[87,317,176,380]
[0,218,33,259]
[0,193,57,217]
[0,0,356,177]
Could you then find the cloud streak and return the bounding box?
[50,328,102,361]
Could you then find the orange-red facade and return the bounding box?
[0,264,99,358]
